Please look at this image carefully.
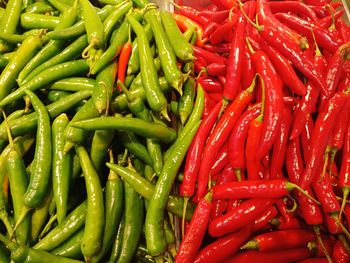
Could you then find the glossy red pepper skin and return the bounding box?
[193,46,226,65]
[226,248,313,263]
[337,20,350,42]
[208,199,274,237]
[270,107,292,178]
[203,43,231,54]
[199,78,223,93]
[228,104,261,170]
[256,0,327,95]
[275,13,342,53]
[175,192,212,263]
[339,121,350,190]
[201,10,231,23]
[212,179,296,200]
[245,116,264,180]
[324,213,342,235]
[194,227,252,263]
[202,22,218,40]
[211,144,228,176]
[196,88,254,199]
[223,12,246,101]
[319,10,345,29]
[244,229,316,252]
[252,206,278,231]
[298,259,328,263]
[173,13,206,46]
[269,1,318,21]
[241,43,256,90]
[180,102,221,198]
[210,0,236,10]
[300,90,350,188]
[329,101,349,152]
[251,50,283,159]
[210,20,238,45]
[312,172,340,214]
[175,4,209,26]
[332,240,350,263]
[206,63,226,77]
[301,115,314,162]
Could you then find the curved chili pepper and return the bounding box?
[319,10,345,29]
[300,90,350,188]
[324,213,342,235]
[209,20,238,45]
[180,102,221,198]
[241,229,316,252]
[206,63,226,77]
[193,46,226,65]
[253,206,278,231]
[208,199,274,237]
[301,115,314,162]
[210,0,237,10]
[173,13,206,46]
[250,48,283,159]
[339,120,350,219]
[173,3,209,26]
[270,107,292,178]
[269,1,318,21]
[196,82,255,199]
[223,12,245,101]
[202,22,218,40]
[198,78,223,93]
[117,40,132,92]
[332,239,350,263]
[201,10,230,22]
[194,226,252,263]
[241,43,256,90]
[175,191,212,263]
[228,103,261,173]
[211,144,228,176]
[203,43,231,54]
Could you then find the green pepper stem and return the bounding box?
[0,233,17,251]
[286,182,321,205]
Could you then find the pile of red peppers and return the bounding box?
[173,0,350,262]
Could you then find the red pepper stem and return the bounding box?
[313,226,332,263]
[238,0,263,32]
[339,187,350,224]
[182,197,189,239]
[285,182,321,205]
[240,239,259,250]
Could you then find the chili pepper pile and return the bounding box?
[0,0,208,262]
[172,0,350,262]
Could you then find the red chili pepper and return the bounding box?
[338,120,350,219]
[271,216,303,230]
[332,239,350,263]
[180,102,221,198]
[222,12,246,101]
[337,19,350,42]
[206,63,226,77]
[300,90,350,188]
[275,13,342,53]
[324,43,350,98]
[201,9,231,23]
[324,213,342,235]
[241,229,316,252]
[198,78,223,93]
[196,83,255,199]
[202,22,218,40]
[208,199,274,237]
[203,43,231,54]
[250,48,284,159]
[319,10,345,29]
[309,2,342,16]
[210,0,237,10]
[270,107,292,178]
[269,1,318,22]
[245,115,264,180]
[173,3,210,26]
[254,0,327,95]
[304,0,330,7]
[241,43,256,90]
[312,172,340,214]
[228,103,261,174]
[209,20,238,45]
[226,248,313,263]
[117,41,132,91]
[173,13,207,46]
[252,205,278,231]
[251,35,306,97]
[212,179,313,200]
[208,92,222,102]
[211,144,228,176]
[194,226,252,263]
[175,191,212,263]
[297,259,328,263]
[301,115,314,162]
[193,46,226,65]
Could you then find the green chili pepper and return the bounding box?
[22,35,88,85]
[108,216,125,263]
[52,114,72,224]
[178,76,196,125]
[18,2,78,84]
[129,57,161,90]
[34,200,87,251]
[90,20,128,75]
[0,32,28,43]
[0,243,9,262]
[22,90,52,208]
[145,120,201,256]
[183,25,195,42]
[127,15,168,119]
[99,0,123,4]
[160,10,194,62]
[91,151,124,263]
[117,162,144,263]
[47,5,114,40]
[0,90,93,140]
[48,90,72,103]
[145,9,184,95]
[71,115,177,144]
[51,227,84,259]
[92,61,118,114]
[90,129,114,174]
[106,163,195,220]
[0,52,14,69]
[0,59,89,108]
[0,35,43,101]
[46,0,70,12]
[47,77,95,92]
[132,0,148,8]
[24,2,55,14]
[75,146,104,261]
[20,13,60,30]
[0,0,22,53]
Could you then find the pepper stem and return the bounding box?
[326,4,336,30]
[11,206,32,238]
[39,213,57,239]
[286,182,321,205]
[235,169,242,181]
[319,145,331,182]
[181,197,189,239]
[313,226,333,263]
[240,239,259,250]
[339,188,349,225]
[238,0,263,31]
[0,233,17,251]
[311,28,322,57]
